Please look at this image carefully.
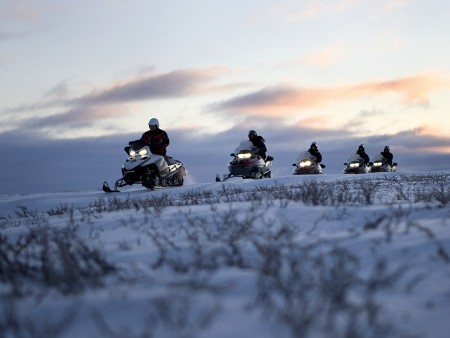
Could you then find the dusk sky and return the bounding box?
[1,0,449,194]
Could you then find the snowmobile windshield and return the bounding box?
[372,154,385,162]
[129,140,147,150]
[234,140,258,154]
[347,153,363,163]
[296,151,314,162]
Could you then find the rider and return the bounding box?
[248,130,267,160]
[140,118,170,156]
[356,144,370,165]
[380,145,393,166]
[307,142,322,164]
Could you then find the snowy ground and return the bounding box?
[1,171,449,338]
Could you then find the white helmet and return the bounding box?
[148,118,159,127]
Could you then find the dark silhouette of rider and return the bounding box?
[307,142,322,163]
[381,145,394,166]
[248,130,267,160]
[356,144,370,165]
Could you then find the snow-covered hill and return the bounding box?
[1,171,449,338]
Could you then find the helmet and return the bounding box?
[248,130,257,138]
[358,144,365,151]
[384,145,390,152]
[310,142,318,150]
[148,118,159,127]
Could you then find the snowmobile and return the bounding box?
[343,153,371,174]
[370,154,398,173]
[103,140,186,192]
[216,140,273,182]
[292,151,325,175]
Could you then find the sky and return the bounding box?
[1,0,449,193]
[1,173,449,337]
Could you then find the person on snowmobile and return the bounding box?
[356,144,370,165]
[307,142,322,163]
[140,118,170,156]
[248,130,267,160]
[380,145,393,166]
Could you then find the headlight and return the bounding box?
[139,148,148,157]
[300,160,312,167]
[237,153,252,159]
[129,149,136,157]
[373,161,382,167]
[349,162,360,168]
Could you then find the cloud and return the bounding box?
[214,72,449,117]
[1,121,448,194]
[285,0,360,22]
[69,68,224,106]
[299,43,345,67]
[1,67,229,132]
[20,106,128,130]
[356,73,448,106]
[43,79,72,100]
[3,66,448,143]
[394,126,450,153]
[2,67,227,115]
[252,0,360,25]
[271,0,412,23]
[379,0,412,17]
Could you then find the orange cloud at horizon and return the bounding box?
[221,72,449,117]
[412,125,449,138]
[295,115,337,130]
[403,145,450,154]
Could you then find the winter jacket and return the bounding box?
[249,135,267,159]
[356,149,370,165]
[381,151,393,166]
[140,128,170,156]
[308,149,322,163]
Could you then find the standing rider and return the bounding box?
[380,145,393,166]
[307,142,322,164]
[248,130,267,160]
[140,118,170,156]
[356,144,370,165]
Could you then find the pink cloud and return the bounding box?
[217,72,449,116]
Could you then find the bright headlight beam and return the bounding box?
[139,148,148,157]
[300,160,312,167]
[237,153,251,159]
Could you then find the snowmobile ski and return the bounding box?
[102,181,120,193]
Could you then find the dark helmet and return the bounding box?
[248,130,257,138]
[384,145,390,152]
[358,144,365,151]
[310,142,318,150]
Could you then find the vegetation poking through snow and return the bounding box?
[0,172,449,338]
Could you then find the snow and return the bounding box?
[1,171,449,338]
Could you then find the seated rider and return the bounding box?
[307,142,322,163]
[381,145,393,166]
[248,130,267,160]
[140,118,170,156]
[356,144,370,165]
